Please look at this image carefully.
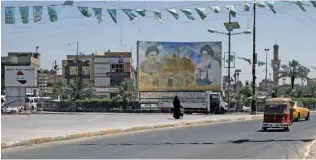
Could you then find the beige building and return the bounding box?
[62,52,135,97]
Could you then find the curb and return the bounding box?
[1,115,262,150]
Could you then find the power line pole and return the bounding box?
[227,13,232,114]
[251,1,257,115]
[76,41,79,100]
[54,60,57,83]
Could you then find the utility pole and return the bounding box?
[227,13,232,113]
[251,1,257,115]
[76,41,79,100]
[54,60,57,83]
[264,48,270,93]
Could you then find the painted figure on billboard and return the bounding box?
[140,46,162,75]
[140,46,162,87]
[195,44,221,86]
[137,41,222,91]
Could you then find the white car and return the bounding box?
[242,106,251,112]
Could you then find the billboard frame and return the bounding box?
[137,41,222,92]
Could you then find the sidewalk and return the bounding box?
[1,113,262,149]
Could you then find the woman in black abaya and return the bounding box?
[173,96,181,119]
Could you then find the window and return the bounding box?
[111,64,124,73]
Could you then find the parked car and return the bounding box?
[242,106,251,112]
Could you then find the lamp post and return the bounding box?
[264,48,270,93]
[251,1,257,115]
[207,14,251,113]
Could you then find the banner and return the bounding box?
[181,9,195,20]
[92,8,102,24]
[33,6,43,23]
[210,6,221,13]
[242,3,250,11]
[47,6,58,22]
[311,0,316,7]
[137,41,222,91]
[19,7,29,24]
[78,6,92,17]
[152,10,162,23]
[107,9,117,24]
[63,0,74,6]
[122,9,138,21]
[167,8,179,20]
[195,8,207,20]
[266,1,276,14]
[136,9,146,17]
[5,7,15,24]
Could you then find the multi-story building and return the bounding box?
[62,52,134,98]
[37,70,48,94]
[1,52,41,91]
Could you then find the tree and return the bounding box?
[52,81,68,99]
[115,79,136,108]
[280,60,310,90]
[53,80,94,100]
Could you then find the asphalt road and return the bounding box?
[2,114,316,159]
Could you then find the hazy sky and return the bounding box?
[2,1,316,84]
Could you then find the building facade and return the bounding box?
[37,71,48,94]
[62,52,135,98]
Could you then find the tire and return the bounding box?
[305,112,310,121]
[284,125,290,131]
[262,127,267,131]
[295,113,300,122]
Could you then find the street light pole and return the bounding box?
[251,1,257,115]
[227,13,232,113]
[264,48,270,93]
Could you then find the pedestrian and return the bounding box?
[173,96,181,119]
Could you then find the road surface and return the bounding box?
[2,114,316,159]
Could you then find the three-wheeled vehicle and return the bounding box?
[262,98,294,131]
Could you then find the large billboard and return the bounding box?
[5,66,37,87]
[137,41,222,91]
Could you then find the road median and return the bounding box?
[1,114,262,150]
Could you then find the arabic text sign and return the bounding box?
[5,66,37,87]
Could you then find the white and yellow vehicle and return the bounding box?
[292,101,310,122]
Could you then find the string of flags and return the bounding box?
[226,55,266,67]
[4,0,316,24]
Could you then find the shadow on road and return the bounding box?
[76,142,214,146]
[73,138,314,146]
[228,138,314,144]
[256,129,289,132]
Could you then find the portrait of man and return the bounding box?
[140,46,162,75]
[195,44,221,86]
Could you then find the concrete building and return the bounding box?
[37,70,48,94]
[62,52,135,98]
[1,52,41,91]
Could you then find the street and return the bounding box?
[2,113,316,159]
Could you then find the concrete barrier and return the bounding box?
[1,115,262,150]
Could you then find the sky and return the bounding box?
[1,0,316,85]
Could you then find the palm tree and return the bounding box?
[53,80,94,100]
[115,79,136,108]
[280,60,310,90]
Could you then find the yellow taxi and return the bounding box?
[292,101,310,122]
